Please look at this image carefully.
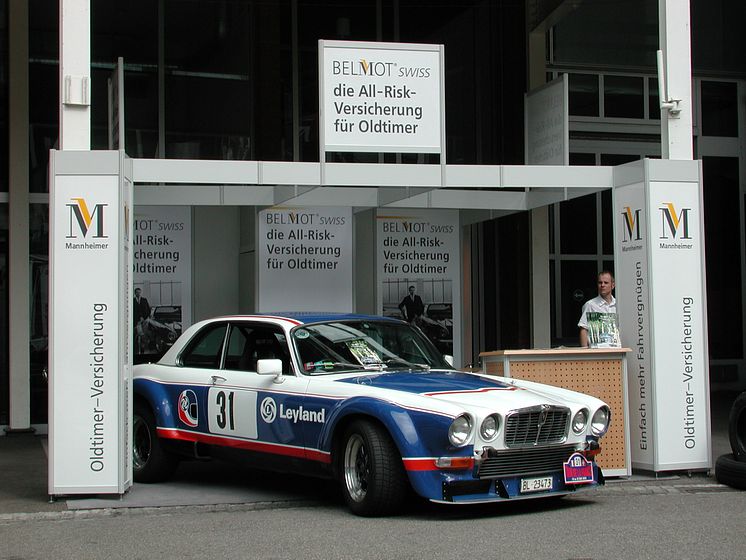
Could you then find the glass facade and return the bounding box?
[1,1,746,426]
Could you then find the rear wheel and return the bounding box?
[338,420,408,516]
[133,401,178,482]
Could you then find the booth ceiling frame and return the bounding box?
[130,158,613,220]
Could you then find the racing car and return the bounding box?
[133,313,611,516]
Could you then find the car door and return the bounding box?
[201,321,312,462]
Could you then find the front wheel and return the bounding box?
[133,401,178,482]
[338,420,408,516]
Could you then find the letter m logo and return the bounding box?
[67,198,107,239]
[659,202,691,240]
[621,207,642,242]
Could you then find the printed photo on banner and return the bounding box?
[382,279,453,355]
[376,208,460,362]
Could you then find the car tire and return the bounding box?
[339,420,408,516]
[728,391,746,461]
[715,453,746,490]
[133,401,178,483]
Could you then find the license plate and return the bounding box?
[520,476,553,493]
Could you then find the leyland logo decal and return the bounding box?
[64,198,110,250]
[260,396,326,424]
[658,202,693,250]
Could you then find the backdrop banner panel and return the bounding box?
[376,208,461,365]
[133,206,192,361]
[257,206,353,313]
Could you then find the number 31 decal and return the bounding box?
[207,387,258,439]
[215,390,235,430]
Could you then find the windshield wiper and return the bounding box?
[383,357,430,371]
[308,360,383,373]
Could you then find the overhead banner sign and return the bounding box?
[614,160,710,472]
[376,209,461,365]
[133,206,191,361]
[49,151,132,495]
[258,206,353,312]
[319,40,444,154]
[524,74,568,165]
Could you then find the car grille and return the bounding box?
[477,445,578,479]
[504,406,569,447]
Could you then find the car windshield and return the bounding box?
[291,320,451,375]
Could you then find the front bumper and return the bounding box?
[436,464,605,503]
[408,442,604,504]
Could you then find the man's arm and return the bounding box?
[578,301,589,347]
[579,327,589,348]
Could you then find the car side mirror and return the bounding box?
[444,355,454,367]
[257,358,285,383]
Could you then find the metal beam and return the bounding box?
[131,158,615,211]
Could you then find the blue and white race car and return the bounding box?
[133,313,611,516]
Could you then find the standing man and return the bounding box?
[399,285,425,323]
[133,287,151,353]
[578,271,617,347]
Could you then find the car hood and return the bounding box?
[337,370,571,410]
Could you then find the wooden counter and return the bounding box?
[479,348,631,477]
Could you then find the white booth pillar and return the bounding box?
[7,0,31,432]
[59,0,91,150]
[49,150,133,496]
[614,159,710,472]
[658,0,694,160]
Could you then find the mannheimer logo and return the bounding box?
[658,202,693,250]
[65,197,110,250]
[620,206,643,252]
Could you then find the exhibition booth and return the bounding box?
[47,37,710,497]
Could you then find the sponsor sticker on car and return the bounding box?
[563,452,595,485]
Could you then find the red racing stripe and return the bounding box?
[157,428,331,464]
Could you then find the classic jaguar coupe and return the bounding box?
[133,313,611,515]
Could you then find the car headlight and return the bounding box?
[591,406,611,436]
[572,409,589,434]
[448,414,473,447]
[479,414,500,441]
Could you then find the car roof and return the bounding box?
[268,312,400,325]
[202,313,402,326]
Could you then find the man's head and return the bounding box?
[408,285,416,295]
[597,271,615,301]
[135,288,142,298]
